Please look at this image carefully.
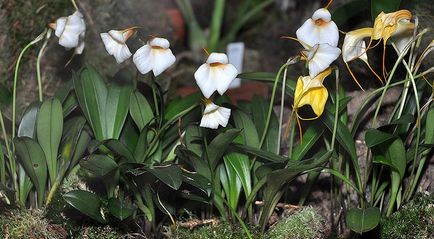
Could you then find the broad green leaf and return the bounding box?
[164,93,201,122]
[426,107,434,144]
[251,96,279,153]
[385,138,406,179]
[346,207,380,233]
[54,79,73,103]
[219,163,241,210]
[18,165,32,204]
[237,72,276,82]
[120,118,139,153]
[73,66,107,140]
[365,129,395,148]
[105,83,133,139]
[233,110,259,148]
[104,139,136,163]
[14,137,47,207]
[62,93,78,118]
[207,129,241,170]
[63,190,106,223]
[389,114,414,126]
[37,98,63,184]
[224,151,251,199]
[292,125,324,161]
[181,170,211,196]
[230,144,286,163]
[130,91,153,131]
[18,102,41,138]
[147,165,182,190]
[108,198,135,220]
[80,154,118,177]
[371,0,401,20]
[184,125,203,157]
[57,117,87,179]
[67,130,91,176]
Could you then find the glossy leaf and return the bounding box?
[207,129,241,170]
[292,125,324,161]
[147,165,182,190]
[18,102,41,138]
[233,109,259,148]
[37,98,63,184]
[426,107,434,144]
[251,96,279,153]
[14,137,47,207]
[80,154,118,177]
[130,91,153,131]
[365,129,395,148]
[62,93,78,118]
[63,190,106,223]
[184,125,203,157]
[104,139,135,163]
[105,84,133,139]
[108,198,135,220]
[164,93,201,122]
[346,207,380,233]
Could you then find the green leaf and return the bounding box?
[251,96,279,153]
[181,170,211,196]
[292,125,324,161]
[365,129,395,148]
[18,102,41,138]
[147,165,182,190]
[63,190,106,223]
[105,83,133,139]
[207,129,241,170]
[219,163,241,210]
[37,98,63,184]
[104,139,136,163]
[14,137,47,207]
[184,125,203,157]
[385,138,406,179]
[233,109,259,148]
[74,66,108,140]
[164,93,201,122]
[62,93,78,118]
[237,72,276,82]
[230,144,286,163]
[426,107,434,144]
[129,91,153,131]
[80,154,118,177]
[346,207,380,233]
[108,198,135,220]
[371,0,401,20]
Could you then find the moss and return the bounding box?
[169,221,259,239]
[75,225,123,239]
[265,206,325,239]
[380,194,434,239]
[0,208,67,239]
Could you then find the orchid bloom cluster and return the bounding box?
[290,6,341,124]
[343,10,415,87]
[48,11,236,130]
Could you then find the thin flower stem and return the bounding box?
[36,29,51,102]
[150,75,160,117]
[330,68,339,150]
[71,0,79,11]
[277,66,289,154]
[0,110,17,199]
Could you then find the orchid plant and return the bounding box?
[1,0,433,238]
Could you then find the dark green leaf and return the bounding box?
[105,83,133,139]
[14,137,47,207]
[63,190,106,223]
[37,98,63,184]
[233,110,259,148]
[0,83,11,109]
[425,107,434,144]
[147,165,182,190]
[164,93,201,122]
[346,207,380,233]
[365,129,395,148]
[207,129,241,170]
[104,139,136,163]
[251,96,279,153]
[292,125,324,161]
[18,102,40,139]
[108,198,135,220]
[130,91,153,131]
[80,154,118,177]
[332,0,367,26]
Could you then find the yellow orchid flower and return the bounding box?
[293,67,332,118]
[285,68,332,140]
[342,27,383,89]
[368,10,413,78]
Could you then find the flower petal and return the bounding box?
[296,8,339,48]
[308,44,341,78]
[151,48,176,76]
[133,45,153,74]
[194,64,216,98]
[100,30,132,64]
[342,28,372,63]
[200,102,231,129]
[213,64,238,95]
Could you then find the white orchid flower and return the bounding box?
[133,37,176,77]
[296,8,339,48]
[194,53,238,98]
[100,28,136,64]
[342,27,382,89]
[49,11,86,52]
[302,43,341,78]
[200,100,231,129]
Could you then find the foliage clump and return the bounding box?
[380,194,434,239]
[265,206,326,239]
[169,221,255,239]
[0,207,66,239]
